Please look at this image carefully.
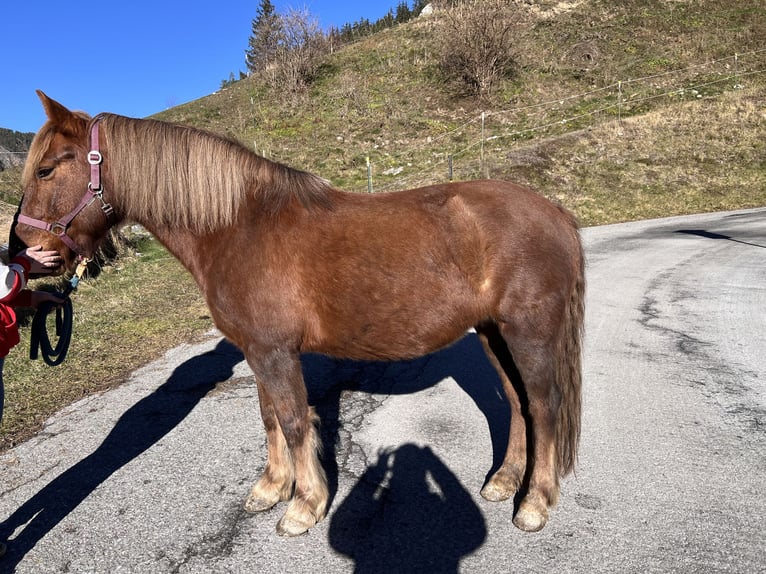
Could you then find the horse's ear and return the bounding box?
[36,90,87,136]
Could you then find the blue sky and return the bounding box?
[1,1,404,136]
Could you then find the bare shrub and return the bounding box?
[267,8,329,97]
[436,0,518,100]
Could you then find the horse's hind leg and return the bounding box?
[476,322,528,501]
[244,348,328,536]
[504,322,562,532]
[479,319,563,532]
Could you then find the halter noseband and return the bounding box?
[17,119,114,255]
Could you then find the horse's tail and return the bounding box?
[555,229,585,477]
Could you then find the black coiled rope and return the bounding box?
[29,272,82,367]
[30,294,73,366]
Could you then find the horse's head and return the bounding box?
[13,91,115,271]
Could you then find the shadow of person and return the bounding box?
[0,339,243,570]
[329,444,486,574]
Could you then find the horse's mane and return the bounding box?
[97,114,333,231]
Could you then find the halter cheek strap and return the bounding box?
[17,120,114,255]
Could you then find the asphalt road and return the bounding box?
[1,208,764,573]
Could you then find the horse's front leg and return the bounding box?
[244,381,295,513]
[244,348,328,536]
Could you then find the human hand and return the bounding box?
[29,290,67,309]
[16,245,63,275]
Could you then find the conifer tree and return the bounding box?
[246,0,281,74]
[395,1,412,23]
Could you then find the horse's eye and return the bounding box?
[37,167,54,179]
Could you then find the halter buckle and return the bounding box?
[50,222,68,236]
[88,150,103,165]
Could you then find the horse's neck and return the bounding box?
[142,224,210,282]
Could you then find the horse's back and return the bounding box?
[384,179,582,284]
[327,179,577,242]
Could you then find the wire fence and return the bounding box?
[362,48,766,193]
[2,49,765,196]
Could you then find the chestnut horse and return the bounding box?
[15,91,584,536]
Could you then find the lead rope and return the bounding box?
[29,257,90,366]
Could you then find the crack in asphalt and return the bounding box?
[312,361,391,480]
[164,503,249,573]
[0,458,64,499]
[309,355,440,481]
[637,271,765,437]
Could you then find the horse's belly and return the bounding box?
[304,304,479,361]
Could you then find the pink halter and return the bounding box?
[17,119,114,255]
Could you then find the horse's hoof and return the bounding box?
[480,480,515,502]
[480,469,521,502]
[276,514,314,537]
[244,494,277,514]
[513,504,548,532]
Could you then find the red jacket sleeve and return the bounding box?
[0,257,32,305]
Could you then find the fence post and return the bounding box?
[366,156,373,193]
[617,81,623,123]
[480,112,485,176]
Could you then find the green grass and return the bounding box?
[1,237,213,449]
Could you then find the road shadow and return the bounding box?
[0,339,244,571]
[303,332,510,572]
[328,444,486,574]
[675,228,766,248]
[1,333,509,571]
[303,332,510,511]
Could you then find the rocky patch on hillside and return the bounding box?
[0,145,25,171]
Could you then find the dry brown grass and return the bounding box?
[487,87,766,225]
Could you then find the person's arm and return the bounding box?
[0,257,31,303]
[0,246,63,305]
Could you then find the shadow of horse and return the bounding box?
[0,339,244,570]
[1,333,506,570]
[303,332,510,506]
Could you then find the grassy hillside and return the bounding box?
[153,0,766,223]
[1,0,764,449]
